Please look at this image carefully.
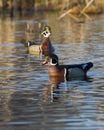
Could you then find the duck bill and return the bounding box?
[42,60,48,65]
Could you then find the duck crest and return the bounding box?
[82,62,93,72]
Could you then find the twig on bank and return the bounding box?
[80,0,95,15]
[58,9,72,20]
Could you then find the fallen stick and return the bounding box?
[68,13,81,22]
[80,0,95,15]
[82,12,92,21]
[58,9,72,20]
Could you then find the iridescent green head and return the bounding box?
[42,54,59,65]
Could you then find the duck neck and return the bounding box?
[49,65,59,72]
[49,64,65,79]
[49,63,59,69]
[44,37,51,43]
[41,37,51,45]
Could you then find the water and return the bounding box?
[0,12,104,130]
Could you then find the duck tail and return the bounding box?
[21,39,35,47]
[21,39,29,47]
[82,62,93,72]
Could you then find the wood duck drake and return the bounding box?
[42,54,93,81]
[21,25,55,56]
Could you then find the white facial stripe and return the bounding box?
[41,30,51,38]
[82,64,87,70]
[27,41,30,47]
[50,59,57,66]
[64,68,67,81]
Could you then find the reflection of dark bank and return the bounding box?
[10,0,22,17]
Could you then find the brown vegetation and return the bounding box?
[0,0,104,14]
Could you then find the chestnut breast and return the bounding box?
[49,66,65,77]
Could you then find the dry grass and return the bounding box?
[0,0,104,14]
[95,0,104,11]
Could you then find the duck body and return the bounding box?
[43,54,93,81]
[28,45,41,53]
[21,39,41,54]
[49,62,93,80]
[41,37,55,56]
[27,37,55,55]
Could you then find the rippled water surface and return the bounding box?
[0,12,104,130]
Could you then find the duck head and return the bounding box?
[41,25,51,38]
[42,54,59,66]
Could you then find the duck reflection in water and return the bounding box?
[45,76,64,102]
[45,75,93,102]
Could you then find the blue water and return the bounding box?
[0,12,104,130]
